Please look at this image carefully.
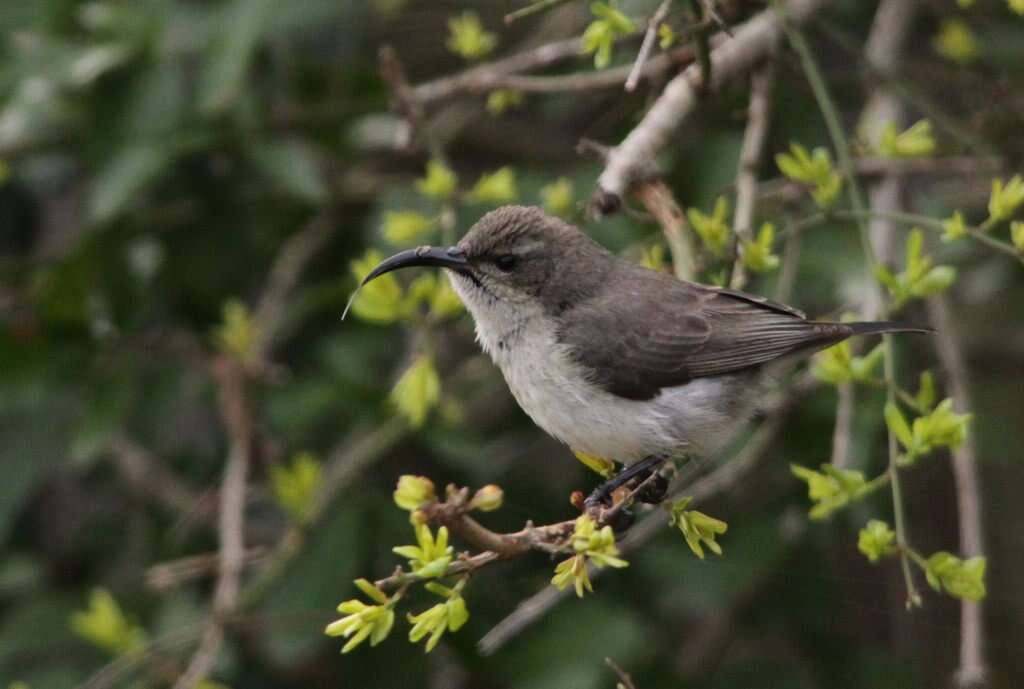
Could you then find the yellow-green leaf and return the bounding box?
[416,159,458,200]
[349,250,407,324]
[391,355,441,427]
[382,210,436,245]
[446,12,497,60]
[540,177,575,217]
[933,19,979,64]
[470,167,518,204]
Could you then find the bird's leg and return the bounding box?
[584,455,667,509]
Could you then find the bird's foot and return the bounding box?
[582,455,668,513]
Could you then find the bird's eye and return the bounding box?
[495,254,517,271]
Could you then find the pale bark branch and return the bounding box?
[593,0,828,207]
[928,296,987,689]
[731,58,777,290]
[633,180,698,281]
[625,0,672,92]
[107,433,217,526]
[172,361,252,689]
[251,214,334,362]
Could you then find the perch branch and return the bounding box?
[477,373,819,655]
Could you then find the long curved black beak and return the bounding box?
[360,245,469,285]
[342,245,469,321]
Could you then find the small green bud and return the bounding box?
[446,12,497,60]
[270,452,322,524]
[915,370,937,412]
[941,211,967,242]
[686,197,731,258]
[469,484,504,512]
[933,20,979,65]
[213,299,258,364]
[486,89,524,116]
[987,175,1024,223]
[1011,220,1024,252]
[858,519,897,563]
[775,143,842,209]
[582,2,635,69]
[393,475,436,511]
[657,22,675,49]
[877,120,936,158]
[740,222,780,273]
[791,464,876,520]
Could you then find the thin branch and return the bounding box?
[411,38,592,105]
[477,373,818,655]
[731,58,777,289]
[239,418,410,607]
[785,16,922,608]
[578,138,696,280]
[145,548,268,593]
[633,180,698,281]
[593,0,827,206]
[773,215,801,303]
[251,214,334,363]
[829,383,855,469]
[927,296,987,688]
[467,43,697,94]
[504,0,573,25]
[172,360,252,689]
[106,433,217,526]
[853,155,1003,178]
[625,0,672,92]
[380,45,438,154]
[605,657,639,689]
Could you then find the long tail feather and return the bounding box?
[844,321,935,336]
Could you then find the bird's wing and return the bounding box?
[558,270,846,400]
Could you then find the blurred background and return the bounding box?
[2,1,1023,688]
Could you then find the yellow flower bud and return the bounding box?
[469,484,504,512]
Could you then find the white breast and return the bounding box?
[481,313,749,463]
[447,272,755,463]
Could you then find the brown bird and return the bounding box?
[355,206,930,504]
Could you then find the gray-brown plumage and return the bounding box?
[453,206,928,401]
[355,205,931,467]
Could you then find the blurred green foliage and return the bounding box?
[2,1,1024,689]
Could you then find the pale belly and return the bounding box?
[493,329,752,463]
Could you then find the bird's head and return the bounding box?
[353,206,613,326]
